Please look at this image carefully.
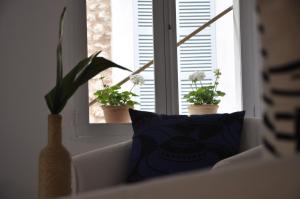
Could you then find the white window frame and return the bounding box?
[239,0,262,118]
[73,0,250,139]
[153,0,179,115]
[74,0,178,138]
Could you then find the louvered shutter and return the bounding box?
[176,0,216,114]
[134,0,155,112]
[134,0,215,114]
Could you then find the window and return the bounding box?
[176,0,239,114]
[87,0,155,123]
[81,0,241,127]
[176,0,217,114]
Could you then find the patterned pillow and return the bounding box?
[126,109,245,183]
[257,0,300,157]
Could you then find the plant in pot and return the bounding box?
[94,74,144,123]
[184,69,225,115]
[40,7,129,199]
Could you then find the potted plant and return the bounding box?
[94,74,144,123]
[184,69,225,115]
[39,7,129,199]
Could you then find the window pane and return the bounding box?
[176,0,238,114]
[86,0,155,123]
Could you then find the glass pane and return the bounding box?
[86,0,155,123]
[176,0,238,114]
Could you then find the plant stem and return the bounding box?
[100,77,106,88]
[194,81,198,89]
[213,74,219,92]
[130,84,136,92]
[199,80,203,87]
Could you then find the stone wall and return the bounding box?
[86,0,112,123]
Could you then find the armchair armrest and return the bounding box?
[66,154,300,199]
[72,140,132,194]
[212,146,263,170]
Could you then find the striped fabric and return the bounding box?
[257,0,300,157]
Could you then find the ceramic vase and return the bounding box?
[187,104,218,115]
[102,105,131,123]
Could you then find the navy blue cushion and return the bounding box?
[127,109,245,183]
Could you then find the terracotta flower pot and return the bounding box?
[39,115,71,199]
[187,104,218,115]
[102,105,131,123]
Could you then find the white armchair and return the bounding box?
[68,154,300,199]
[68,118,300,199]
[73,140,132,193]
[72,118,262,194]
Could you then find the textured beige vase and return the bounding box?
[102,105,131,123]
[38,115,71,199]
[188,104,218,115]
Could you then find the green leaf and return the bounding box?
[45,6,140,114]
[56,7,67,85]
[94,85,138,107]
[48,7,67,114]
[216,91,225,97]
[46,51,98,113]
[56,7,66,87]
[45,51,131,114]
[75,57,130,86]
[45,8,132,114]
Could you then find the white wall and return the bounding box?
[0,1,130,198]
[0,1,75,198]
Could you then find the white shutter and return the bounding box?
[134,0,155,112]
[134,0,216,114]
[176,0,216,114]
